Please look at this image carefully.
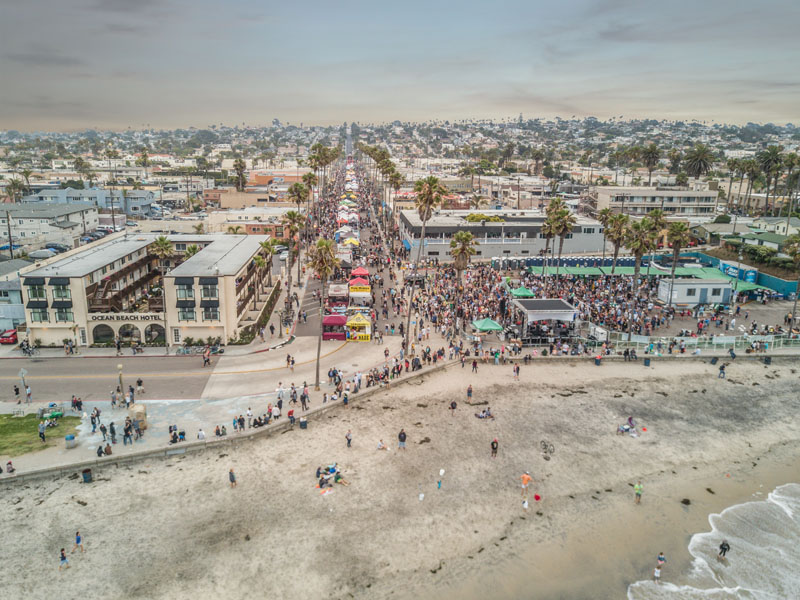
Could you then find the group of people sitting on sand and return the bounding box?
[316,463,349,488]
[474,407,495,420]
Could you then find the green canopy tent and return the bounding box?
[471,318,504,332]
[511,286,535,298]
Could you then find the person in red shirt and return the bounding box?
[288,408,295,426]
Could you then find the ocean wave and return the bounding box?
[628,483,800,600]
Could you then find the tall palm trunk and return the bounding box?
[611,243,620,274]
[628,254,642,340]
[315,275,326,390]
[556,236,565,279]
[727,172,736,211]
[542,237,551,276]
[667,246,680,308]
[404,219,427,353]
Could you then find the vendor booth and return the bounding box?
[511,298,579,346]
[327,283,349,308]
[349,277,372,306]
[351,266,369,278]
[346,313,372,341]
[322,314,347,340]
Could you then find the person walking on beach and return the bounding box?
[449,400,457,415]
[13,384,19,404]
[491,438,498,458]
[513,364,520,381]
[229,468,237,488]
[71,531,84,554]
[466,385,473,402]
[653,566,661,584]
[59,548,69,571]
[634,481,643,504]
[521,471,532,497]
[398,428,407,450]
[657,552,666,567]
[471,359,478,373]
[38,420,46,443]
[718,540,730,560]
[346,429,352,448]
[718,364,726,378]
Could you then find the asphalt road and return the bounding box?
[0,355,213,402]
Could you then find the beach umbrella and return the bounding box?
[471,318,504,332]
[343,238,359,246]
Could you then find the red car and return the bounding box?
[0,329,18,344]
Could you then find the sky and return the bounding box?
[0,0,798,131]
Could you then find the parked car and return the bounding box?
[0,329,18,344]
[45,243,70,253]
[274,245,288,253]
[279,251,289,261]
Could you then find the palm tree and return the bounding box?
[308,238,339,390]
[300,172,317,253]
[606,213,629,274]
[450,230,478,296]
[282,210,305,290]
[468,193,487,210]
[5,178,25,203]
[684,144,715,180]
[227,225,243,234]
[20,169,33,193]
[597,207,613,265]
[404,176,448,353]
[192,223,205,234]
[667,148,682,175]
[232,158,247,191]
[743,159,761,214]
[138,148,150,179]
[757,145,783,215]
[725,158,740,212]
[150,236,173,272]
[624,217,655,338]
[666,222,691,308]
[784,234,800,330]
[645,208,666,277]
[184,244,200,259]
[642,144,660,186]
[554,208,577,279]
[252,255,267,309]
[259,238,278,287]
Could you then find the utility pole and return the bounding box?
[5,211,14,259]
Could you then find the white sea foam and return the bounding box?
[628,483,800,600]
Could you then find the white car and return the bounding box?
[279,251,289,261]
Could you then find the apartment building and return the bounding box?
[398,209,605,259]
[21,188,155,216]
[19,233,274,347]
[0,203,99,248]
[586,186,718,217]
[206,207,295,237]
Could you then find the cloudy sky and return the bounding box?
[1,0,798,131]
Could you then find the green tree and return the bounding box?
[675,172,689,186]
[233,158,247,191]
[252,255,267,309]
[757,145,783,215]
[184,244,200,259]
[308,238,339,390]
[666,222,691,308]
[606,213,629,274]
[192,223,205,234]
[5,178,25,202]
[259,238,278,287]
[597,207,613,264]
[227,225,243,234]
[684,144,715,179]
[554,208,577,279]
[282,210,304,291]
[150,236,173,272]
[642,144,661,186]
[667,149,682,174]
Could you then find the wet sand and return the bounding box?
[2,358,799,600]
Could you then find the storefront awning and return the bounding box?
[512,298,577,322]
[323,314,347,326]
[200,299,219,308]
[402,240,411,251]
[51,300,73,309]
[176,299,196,308]
[48,277,70,286]
[26,300,48,309]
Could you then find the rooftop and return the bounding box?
[22,233,270,279]
[2,201,96,218]
[401,209,599,228]
[0,258,33,279]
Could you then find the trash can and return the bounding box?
[299,419,308,430]
[644,358,651,367]
[82,468,92,483]
[65,434,77,449]
[594,357,602,366]
[710,357,718,365]
[764,356,772,365]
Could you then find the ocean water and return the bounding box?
[628,483,800,600]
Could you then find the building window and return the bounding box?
[565,233,573,239]
[582,227,595,234]
[275,227,283,237]
[30,309,49,322]
[711,288,722,296]
[203,308,220,321]
[27,285,46,299]
[176,285,194,299]
[686,288,697,297]
[175,243,186,251]
[178,309,196,321]
[52,285,71,299]
[55,309,74,322]
[201,285,218,299]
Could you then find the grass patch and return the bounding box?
[0,414,81,457]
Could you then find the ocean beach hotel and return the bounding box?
[18,233,275,347]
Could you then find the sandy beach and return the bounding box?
[2,357,799,600]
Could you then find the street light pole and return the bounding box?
[117,363,124,395]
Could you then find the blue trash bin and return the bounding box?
[65,434,76,449]
[644,358,651,367]
[82,468,92,483]
[594,357,602,366]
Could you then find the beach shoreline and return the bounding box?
[2,359,799,600]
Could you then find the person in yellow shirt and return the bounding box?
[521,472,532,497]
